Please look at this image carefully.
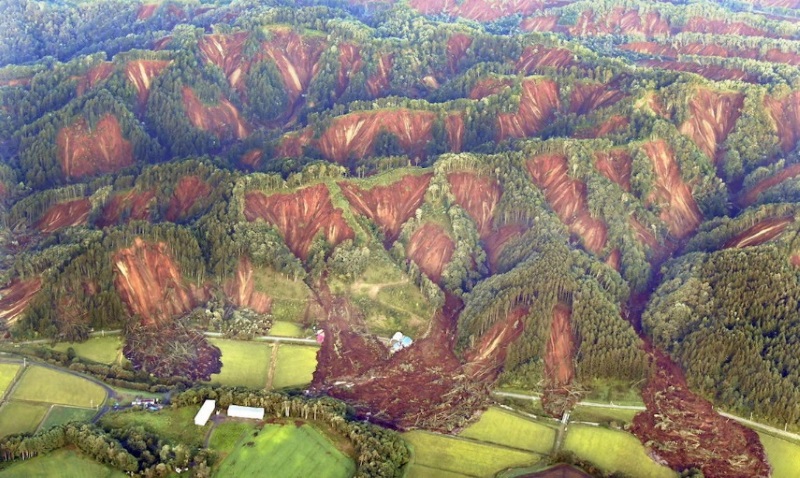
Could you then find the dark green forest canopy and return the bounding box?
[1,0,800,434]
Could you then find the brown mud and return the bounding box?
[181,86,249,140]
[594,149,632,192]
[223,256,272,314]
[0,278,42,325]
[498,79,560,141]
[447,171,502,238]
[97,190,155,227]
[165,175,212,222]
[57,114,134,179]
[35,198,92,233]
[678,89,744,165]
[406,223,455,284]
[764,90,800,155]
[722,216,793,249]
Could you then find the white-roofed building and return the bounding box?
[227,404,265,420]
[194,400,215,426]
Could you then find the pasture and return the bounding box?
[459,407,556,454]
[0,448,125,478]
[758,432,800,478]
[39,406,97,431]
[51,336,123,364]
[272,345,318,389]
[0,363,20,396]
[0,401,49,437]
[208,338,271,389]
[10,366,106,408]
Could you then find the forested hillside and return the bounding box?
[2,0,800,476]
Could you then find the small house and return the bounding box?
[194,400,215,426]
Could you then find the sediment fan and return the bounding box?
[2,0,800,476]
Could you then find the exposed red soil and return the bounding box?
[516,46,576,74]
[339,174,432,246]
[622,42,800,67]
[678,89,744,165]
[629,217,670,262]
[568,82,626,115]
[34,198,92,233]
[483,224,526,272]
[753,0,800,7]
[463,307,527,381]
[408,0,548,22]
[764,90,800,155]
[136,4,157,21]
[243,183,354,261]
[740,163,800,207]
[722,216,793,249]
[337,43,363,97]
[446,33,473,73]
[642,141,702,240]
[113,238,205,326]
[287,109,435,164]
[684,17,778,38]
[0,77,31,88]
[498,78,560,141]
[520,15,561,33]
[76,62,114,96]
[569,9,670,38]
[526,153,608,254]
[406,223,455,283]
[605,248,621,271]
[640,60,758,83]
[263,28,326,110]
[469,77,513,100]
[125,59,170,106]
[97,190,156,227]
[223,256,272,314]
[594,149,632,192]
[152,36,172,51]
[181,86,249,140]
[366,54,393,98]
[0,278,42,324]
[57,114,134,179]
[445,113,465,153]
[544,303,574,386]
[791,254,800,267]
[631,347,770,478]
[165,175,212,222]
[238,149,262,170]
[573,115,630,139]
[447,172,501,238]
[198,33,249,89]
[646,93,670,119]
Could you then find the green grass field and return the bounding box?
[39,406,97,431]
[405,464,471,478]
[0,363,20,396]
[758,433,800,478]
[208,338,271,389]
[214,423,356,478]
[0,448,125,478]
[10,366,106,408]
[272,345,318,389]
[209,422,256,455]
[253,268,309,322]
[100,407,206,448]
[0,401,49,437]
[51,336,123,364]
[404,430,541,477]
[570,405,639,424]
[270,321,305,337]
[563,425,677,478]
[459,408,556,454]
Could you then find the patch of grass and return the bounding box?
[0,401,49,437]
[406,464,471,478]
[272,345,318,389]
[758,432,800,478]
[0,363,20,396]
[0,448,125,477]
[208,338,270,389]
[11,366,106,408]
[270,300,307,323]
[215,422,356,478]
[459,407,556,454]
[404,430,541,477]
[50,336,123,364]
[570,405,639,425]
[376,283,433,320]
[253,268,309,322]
[209,421,255,455]
[582,378,644,405]
[39,406,97,431]
[100,407,205,448]
[562,425,676,478]
[269,321,305,338]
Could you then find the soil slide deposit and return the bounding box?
[722,216,793,249]
[97,190,155,227]
[125,59,170,106]
[568,82,626,115]
[483,224,526,272]
[366,54,392,98]
[409,0,547,22]
[544,304,575,387]
[76,62,114,96]
[447,171,501,238]
[181,87,249,140]
[764,90,800,155]
[336,43,363,96]
[57,114,134,179]
[642,141,702,239]
[569,9,670,38]
[740,163,800,207]
[594,149,632,192]
[263,28,326,112]
[463,307,527,381]
[113,238,203,326]
[498,79,560,140]
[446,33,472,73]
[0,278,42,324]
[573,115,630,139]
[621,42,800,67]
[678,89,744,165]
[527,153,607,254]
[35,198,92,233]
[198,33,249,89]
[224,256,272,314]
[339,173,432,245]
[165,176,212,222]
[632,348,769,477]
[640,60,757,83]
[516,46,576,74]
[243,184,354,261]
[406,223,455,283]
[445,113,465,153]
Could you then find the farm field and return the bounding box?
[39,406,97,431]
[563,425,677,478]
[272,345,318,389]
[758,433,800,478]
[213,422,355,478]
[208,338,271,389]
[100,407,206,447]
[0,448,125,477]
[10,366,106,408]
[403,430,541,477]
[0,363,20,396]
[0,401,49,437]
[269,320,305,337]
[459,407,556,454]
[51,336,124,364]
[570,404,639,424]
[209,422,256,456]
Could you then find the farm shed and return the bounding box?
[228,404,265,420]
[194,400,215,426]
